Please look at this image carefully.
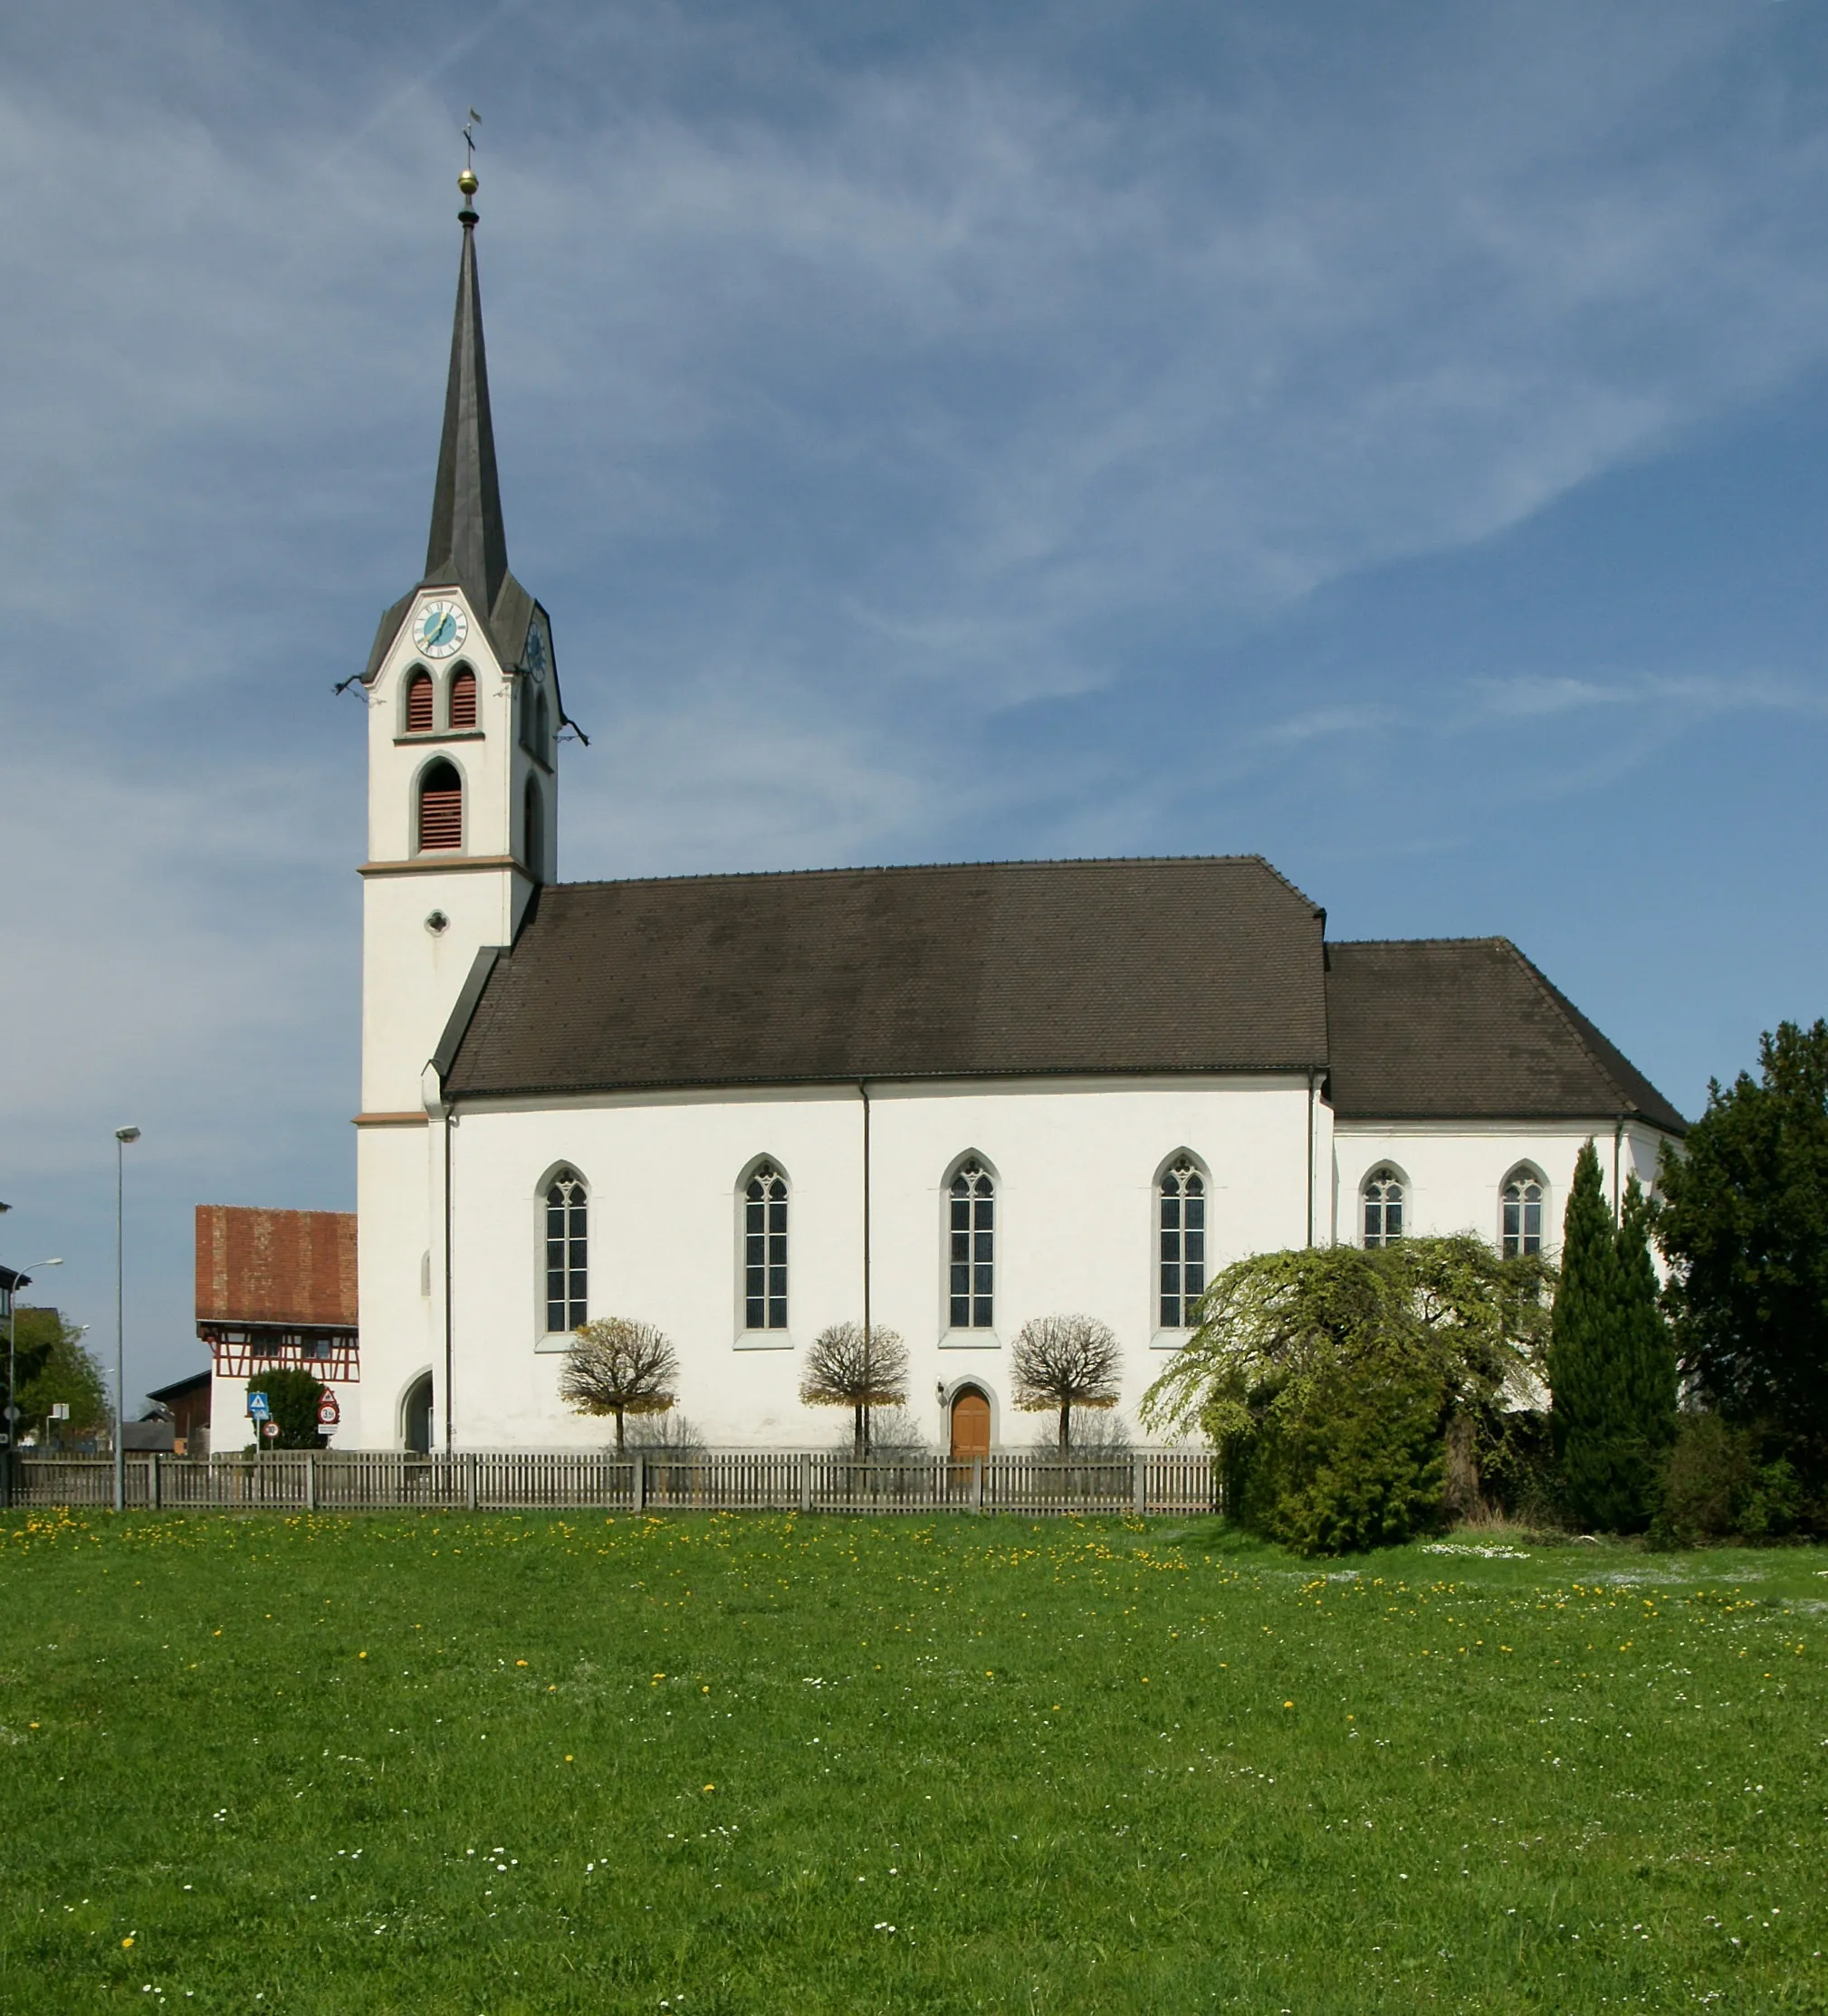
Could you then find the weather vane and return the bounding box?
[459,108,481,204]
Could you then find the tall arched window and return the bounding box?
[416,760,463,851]
[743,1164,788,1331]
[949,1161,995,1330]
[449,665,477,729]
[1363,1168,1404,1248]
[1158,1158,1207,1328]
[535,689,551,756]
[523,775,545,882]
[544,1170,588,1333]
[405,669,435,733]
[1501,1170,1545,1257]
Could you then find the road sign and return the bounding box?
[50,1403,70,1420]
[316,1393,340,1428]
[262,1420,280,1439]
[247,1391,270,1420]
[2,1404,18,1423]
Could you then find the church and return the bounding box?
[210,178,1687,1459]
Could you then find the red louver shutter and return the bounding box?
[449,668,477,729]
[406,673,435,733]
[418,774,462,851]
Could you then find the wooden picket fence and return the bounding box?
[3,1448,1220,1518]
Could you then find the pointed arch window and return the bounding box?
[417,760,463,851]
[1362,1168,1404,1248]
[405,669,435,734]
[743,1164,788,1331]
[1158,1158,1207,1328]
[523,774,545,882]
[535,689,551,758]
[544,1170,588,1333]
[949,1161,995,1330]
[1501,1170,1544,1257]
[449,665,477,729]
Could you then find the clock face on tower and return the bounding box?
[415,599,469,659]
[522,618,549,676]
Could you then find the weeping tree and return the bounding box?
[1141,1237,1553,1554]
[799,1323,908,1457]
[1011,1314,1123,1451]
[559,1318,679,1449]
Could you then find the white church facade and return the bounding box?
[211,189,1687,1457]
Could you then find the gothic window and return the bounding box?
[544,1169,588,1333]
[449,665,477,729]
[1501,1170,1544,1257]
[1158,1158,1207,1328]
[405,669,435,734]
[1363,1168,1404,1248]
[535,689,551,757]
[743,1164,788,1331]
[949,1161,995,1330]
[416,760,463,851]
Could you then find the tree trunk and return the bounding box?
[614,1408,625,1450]
[1058,1400,1071,1452]
[1443,1409,1480,1521]
[853,1404,866,1459]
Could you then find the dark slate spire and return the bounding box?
[423,192,508,615]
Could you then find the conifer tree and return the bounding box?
[1616,1172,1679,1494]
[1548,1141,1665,1530]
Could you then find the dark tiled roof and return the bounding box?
[1326,938,1686,1132]
[444,856,1330,1099]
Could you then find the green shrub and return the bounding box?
[245,1368,329,1451]
[1652,1412,1805,1544]
[1232,1359,1448,1556]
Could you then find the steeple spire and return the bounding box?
[423,164,508,616]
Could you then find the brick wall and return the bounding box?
[195,1207,358,1327]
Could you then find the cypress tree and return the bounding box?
[1548,1138,1655,1530]
[1617,1172,1679,1501]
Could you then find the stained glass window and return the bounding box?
[949,1162,995,1329]
[1159,1159,1207,1328]
[544,1169,588,1333]
[744,1164,788,1330]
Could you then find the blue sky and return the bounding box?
[5,0,1828,1399]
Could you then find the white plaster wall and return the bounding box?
[374,1074,1321,1454]
[1328,1120,1681,1252]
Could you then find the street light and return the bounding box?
[113,1127,140,1513]
[5,1257,64,1486]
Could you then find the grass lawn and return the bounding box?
[1,1509,1824,2013]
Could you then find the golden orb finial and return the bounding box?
[458,166,479,198]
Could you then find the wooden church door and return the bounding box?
[949,1389,991,1463]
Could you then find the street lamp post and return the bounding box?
[113,1127,140,1513]
[5,1256,63,1503]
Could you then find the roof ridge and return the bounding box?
[547,855,1305,893]
[1326,935,1510,950]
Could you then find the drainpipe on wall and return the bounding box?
[444,1104,456,1457]
[1306,1070,1317,1248]
[857,1079,872,1342]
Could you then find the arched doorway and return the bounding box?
[403,1373,434,1456]
[949,1386,991,1463]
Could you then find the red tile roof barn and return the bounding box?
[195,1206,357,1327]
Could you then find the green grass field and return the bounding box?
[1,1509,1823,2013]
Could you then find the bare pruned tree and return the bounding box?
[799,1322,909,1457]
[1011,1314,1123,1450]
[559,1318,680,1449]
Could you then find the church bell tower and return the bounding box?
[351,161,569,1448]
[355,162,565,1122]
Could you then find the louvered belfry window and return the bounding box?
[417,760,463,852]
[405,670,435,733]
[449,666,477,729]
[949,1161,995,1329]
[744,1164,788,1330]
